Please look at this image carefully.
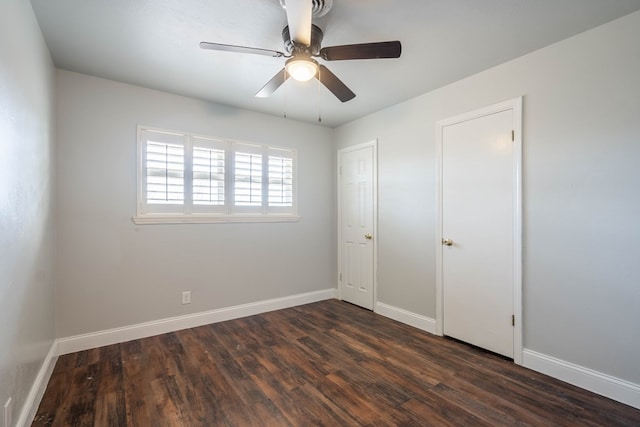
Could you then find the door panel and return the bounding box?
[339,144,375,310]
[442,109,515,358]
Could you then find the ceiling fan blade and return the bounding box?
[320,41,402,61]
[255,68,289,98]
[200,41,284,58]
[284,0,312,46]
[317,65,355,102]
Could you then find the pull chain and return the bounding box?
[283,68,287,119]
[317,68,322,123]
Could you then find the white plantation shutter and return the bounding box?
[192,137,226,207]
[146,141,185,204]
[233,147,263,207]
[268,153,294,207]
[136,126,297,222]
[138,129,186,214]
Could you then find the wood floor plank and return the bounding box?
[58,363,99,426]
[34,300,640,426]
[433,374,552,426]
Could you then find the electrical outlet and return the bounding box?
[4,397,12,427]
[182,291,191,305]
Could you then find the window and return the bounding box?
[135,127,298,224]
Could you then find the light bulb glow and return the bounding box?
[285,58,318,82]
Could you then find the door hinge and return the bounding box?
[511,130,515,141]
[512,314,515,326]
[339,272,342,281]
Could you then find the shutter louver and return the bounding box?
[234,151,262,206]
[268,156,293,207]
[146,141,184,204]
[193,146,225,205]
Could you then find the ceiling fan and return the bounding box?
[199,0,401,102]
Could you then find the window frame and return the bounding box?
[134,126,299,224]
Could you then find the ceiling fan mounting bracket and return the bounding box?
[282,24,324,56]
[280,0,334,19]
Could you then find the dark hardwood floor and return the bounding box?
[33,300,640,426]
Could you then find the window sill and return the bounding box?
[131,214,300,225]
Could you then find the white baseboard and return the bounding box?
[375,302,437,335]
[58,288,337,355]
[523,349,640,410]
[17,340,58,427]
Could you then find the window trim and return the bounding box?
[133,126,299,224]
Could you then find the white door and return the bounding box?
[438,99,522,359]
[338,142,376,310]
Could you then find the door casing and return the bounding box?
[337,140,378,310]
[435,97,523,364]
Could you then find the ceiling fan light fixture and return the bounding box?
[285,57,318,82]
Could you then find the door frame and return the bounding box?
[337,140,378,310]
[435,97,523,364]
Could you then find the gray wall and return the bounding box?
[334,11,640,384]
[55,70,335,337]
[0,0,56,421]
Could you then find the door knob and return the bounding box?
[442,238,453,246]
[364,233,373,240]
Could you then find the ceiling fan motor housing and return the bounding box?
[282,24,324,55]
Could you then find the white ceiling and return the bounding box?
[30,0,640,127]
